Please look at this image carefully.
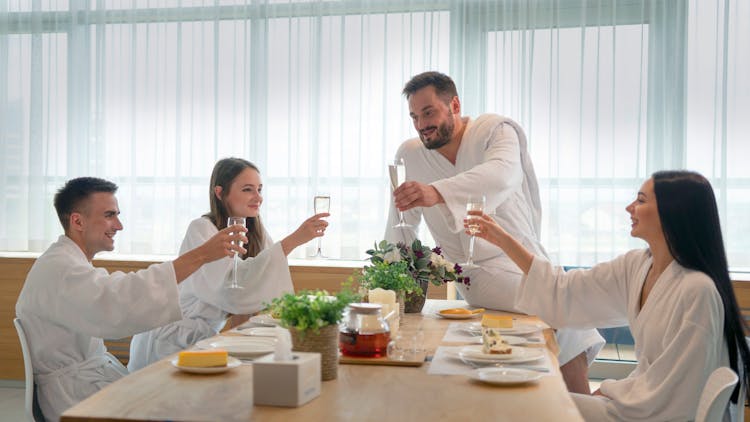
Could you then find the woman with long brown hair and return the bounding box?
[465,170,749,421]
[129,157,328,370]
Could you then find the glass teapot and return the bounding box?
[339,303,391,357]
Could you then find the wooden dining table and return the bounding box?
[61,300,583,421]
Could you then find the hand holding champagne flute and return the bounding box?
[389,158,413,229]
[227,216,246,289]
[461,195,485,270]
[309,195,330,258]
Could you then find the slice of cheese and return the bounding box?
[177,349,228,368]
[481,314,513,329]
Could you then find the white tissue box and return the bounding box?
[252,352,321,407]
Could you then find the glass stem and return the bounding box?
[232,252,239,287]
[467,235,476,264]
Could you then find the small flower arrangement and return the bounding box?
[365,239,470,288]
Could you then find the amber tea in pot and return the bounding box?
[339,303,391,357]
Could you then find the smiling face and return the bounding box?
[408,86,459,150]
[218,167,263,218]
[72,192,123,260]
[626,178,664,244]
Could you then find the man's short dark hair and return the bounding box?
[54,177,118,231]
[402,71,458,104]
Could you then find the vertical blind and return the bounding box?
[1,0,748,268]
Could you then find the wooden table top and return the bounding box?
[61,300,583,422]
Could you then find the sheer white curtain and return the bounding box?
[1,0,748,268]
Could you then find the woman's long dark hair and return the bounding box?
[653,170,749,403]
[204,157,265,258]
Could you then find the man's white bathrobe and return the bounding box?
[15,235,182,422]
[128,217,294,371]
[385,114,604,365]
[516,249,731,421]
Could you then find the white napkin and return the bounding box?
[273,327,293,361]
[441,322,545,344]
[428,346,553,376]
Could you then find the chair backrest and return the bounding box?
[737,377,746,422]
[696,367,739,422]
[13,318,42,422]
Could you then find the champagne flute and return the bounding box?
[227,216,246,289]
[388,158,413,229]
[461,195,485,270]
[309,195,330,258]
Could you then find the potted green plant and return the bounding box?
[355,258,419,317]
[364,240,470,313]
[267,288,359,381]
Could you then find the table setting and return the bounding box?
[61,300,585,422]
[425,312,554,384]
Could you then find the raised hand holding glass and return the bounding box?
[461,195,485,270]
[389,158,413,229]
[227,216,246,289]
[309,195,330,258]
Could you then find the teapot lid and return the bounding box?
[348,303,382,315]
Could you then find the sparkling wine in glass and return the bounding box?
[309,195,330,258]
[227,216,246,289]
[461,195,485,270]
[388,158,412,229]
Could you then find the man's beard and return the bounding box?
[420,114,455,150]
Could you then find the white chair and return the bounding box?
[13,318,43,422]
[696,367,739,422]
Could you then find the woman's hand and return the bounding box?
[281,213,330,255]
[463,212,534,275]
[463,212,506,244]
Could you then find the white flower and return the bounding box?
[383,249,402,264]
[429,252,442,265]
[445,261,455,273]
[430,253,454,272]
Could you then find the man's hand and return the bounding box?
[393,181,444,211]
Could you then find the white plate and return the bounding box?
[235,327,281,337]
[248,314,282,327]
[464,321,542,336]
[458,345,545,364]
[195,336,276,358]
[171,356,241,374]
[437,310,483,320]
[469,367,543,385]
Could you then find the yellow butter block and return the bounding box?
[177,349,228,367]
[481,314,513,329]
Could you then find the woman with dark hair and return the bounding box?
[129,158,328,370]
[464,170,749,421]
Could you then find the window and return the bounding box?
[1,0,747,272]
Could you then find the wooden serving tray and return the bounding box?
[339,352,427,367]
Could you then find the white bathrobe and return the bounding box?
[15,235,182,422]
[128,217,294,371]
[516,249,730,421]
[385,114,604,365]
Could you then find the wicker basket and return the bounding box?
[404,280,429,313]
[289,324,339,381]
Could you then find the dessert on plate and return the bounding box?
[481,315,512,355]
[177,349,229,367]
